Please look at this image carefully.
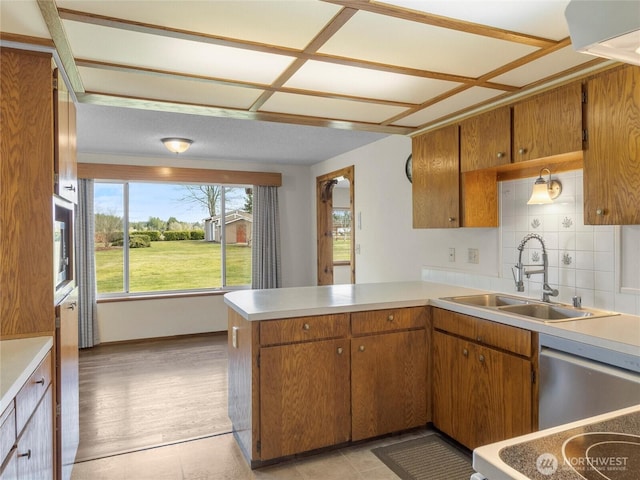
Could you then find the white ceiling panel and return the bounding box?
[56,0,342,49]
[394,86,505,127]
[78,67,263,109]
[284,60,461,103]
[491,46,596,87]
[63,20,296,84]
[261,92,408,123]
[379,0,571,40]
[0,0,51,39]
[319,10,539,77]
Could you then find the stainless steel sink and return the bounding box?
[440,293,619,323]
[443,293,532,307]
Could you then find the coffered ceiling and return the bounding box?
[0,0,611,163]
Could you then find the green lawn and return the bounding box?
[333,237,352,262]
[95,240,251,293]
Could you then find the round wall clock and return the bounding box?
[405,154,412,183]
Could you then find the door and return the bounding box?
[316,166,355,285]
[56,288,79,480]
[351,330,427,441]
[259,338,350,459]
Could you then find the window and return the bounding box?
[94,181,252,295]
[332,208,352,263]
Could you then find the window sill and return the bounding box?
[97,289,231,304]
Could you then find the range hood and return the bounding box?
[565,0,640,66]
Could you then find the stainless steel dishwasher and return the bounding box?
[539,333,640,430]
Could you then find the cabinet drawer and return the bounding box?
[352,307,426,336]
[15,351,52,434]
[433,309,531,357]
[260,314,349,346]
[0,404,15,468]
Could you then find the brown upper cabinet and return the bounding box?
[54,69,78,204]
[583,65,640,225]
[412,125,460,228]
[460,106,511,171]
[512,82,583,162]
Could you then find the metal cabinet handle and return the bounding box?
[476,336,482,343]
[64,184,76,192]
[596,208,605,216]
[448,217,455,223]
[358,345,365,352]
[497,152,505,158]
[518,148,527,155]
[387,315,394,322]
[302,323,310,330]
[463,349,469,357]
[337,347,343,355]
[35,377,45,386]
[67,302,77,311]
[478,354,485,363]
[18,449,31,459]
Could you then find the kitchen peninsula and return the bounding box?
[224,281,640,467]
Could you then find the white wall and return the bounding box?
[311,135,500,284]
[80,152,315,343]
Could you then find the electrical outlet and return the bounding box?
[468,248,479,264]
[448,248,455,262]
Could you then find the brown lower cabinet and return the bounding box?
[228,306,429,465]
[432,308,537,450]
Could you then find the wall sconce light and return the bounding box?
[161,137,193,154]
[527,168,562,205]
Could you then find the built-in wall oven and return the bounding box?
[539,333,640,430]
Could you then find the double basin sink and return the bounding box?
[440,293,619,323]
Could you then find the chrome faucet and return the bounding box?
[512,233,559,302]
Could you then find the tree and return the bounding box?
[244,188,253,213]
[95,212,123,247]
[146,216,165,231]
[180,185,221,218]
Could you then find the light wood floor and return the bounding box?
[75,333,231,461]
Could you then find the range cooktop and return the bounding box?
[499,411,640,479]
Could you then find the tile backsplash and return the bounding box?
[422,170,640,316]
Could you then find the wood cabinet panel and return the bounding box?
[460,106,511,171]
[351,330,427,441]
[433,308,531,357]
[432,331,533,450]
[0,406,15,467]
[16,387,53,480]
[259,338,350,460]
[15,353,52,434]
[260,314,349,346]
[513,82,583,162]
[584,65,640,225]
[461,170,498,227]
[0,48,54,339]
[56,290,79,480]
[54,69,78,204]
[412,125,460,228]
[351,307,426,335]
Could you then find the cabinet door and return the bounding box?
[412,125,460,228]
[56,289,79,480]
[352,330,427,441]
[584,66,640,225]
[513,82,582,162]
[54,69,78,204]
[260,338,350,460]
[433,331,533,450]
[460,106,511,171]
[16,387,53,480]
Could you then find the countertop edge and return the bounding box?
[0,336,54,414]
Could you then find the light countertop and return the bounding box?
[0,336,53,413]
[473,404,640,480]
[224,281,640,357]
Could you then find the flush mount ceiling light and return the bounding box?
[527,168,562,205]
[161,137,193,154]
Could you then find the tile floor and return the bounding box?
[71,429,435,480]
